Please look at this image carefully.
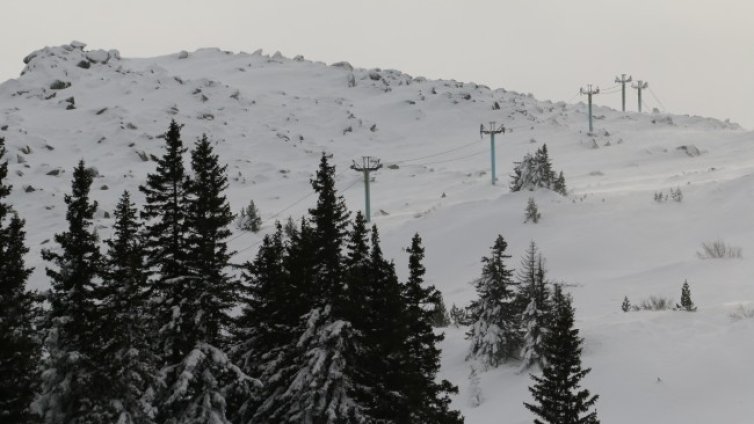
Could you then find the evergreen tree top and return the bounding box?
[0,137,11,222]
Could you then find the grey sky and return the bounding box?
[3,0,753,128]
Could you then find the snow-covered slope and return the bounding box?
[3,42,753,423]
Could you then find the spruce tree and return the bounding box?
[308,153,350,302]
[139,120,192,365]
[678,280,697,312]
[403,234,463,424]
[234,225,289,423]
[363,225,410,422]
[251,157,372,423]
[430,292,451,328]
[37,160,105,423]
[518,242,552,371]
[466,235,521,368]
[157,134,254,424]
[0,136,39,423]
[97,191,157,424]
[524,285,599,424]
[553,171,567,196]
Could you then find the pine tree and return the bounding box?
[534,144,555,188]
[524,285,599,424]
[525,197,541,224]
[184,134,238,344]
[250,158,371,423]
[0,136,39,424]
[362,225,410,422]
[466,235,521,368]
[139,120,192,366]
[450,304,470,327]
[518,242,552,371]
[37,160,106,424]
[403,234,464,424]
[309,153,350,302]
[677,280,697,312]
[157,134,255,424]
[621,296,631,312]
[553,171,567,196]
[97,191,157,424]
[430,292,451,328]
[234,225,290,423]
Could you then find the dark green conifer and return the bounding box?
[38,160,104,423]
[98,191,157,424]
[403,234,463,424]
[678,280,697,312]
[0,136,39,423]
[524,285,599,424]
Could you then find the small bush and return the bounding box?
[639,296,674,311]
[730,305,754,321]
[524,197,541,224]
[697,240,742,259]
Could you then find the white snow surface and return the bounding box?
[3,42,754,423]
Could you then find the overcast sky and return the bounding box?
[3,0,753,128]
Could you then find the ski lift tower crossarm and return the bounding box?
[631,80,649,112]
[480,121,506,186]
[351,156,382,222]
[615,74,632,112]
[580,85,600,134]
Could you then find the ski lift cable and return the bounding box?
[394,140,480,164]
[231,176,361,255]
[648,87,667,112]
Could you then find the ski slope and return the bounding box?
[2,42,753,423]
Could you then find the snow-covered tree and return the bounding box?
[466,235,521,368]
[37,160,105,424]
[467,365,483,408]
[237,199,262,232]
[510,144,566,195]
[155,133,254,424]
[524,285,599,424]
[517,242,552,371]
[0,137,39,424]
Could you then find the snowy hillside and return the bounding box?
[3,41,754,423]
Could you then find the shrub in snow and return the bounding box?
[524,197,541,224]
[697,240,742,259]
[467,365,484,408]
[639,296,674,311]
[237,200,262,232]
[730,305,754,321]
[676,280,697,312]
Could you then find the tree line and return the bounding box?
[0,121,462,424]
